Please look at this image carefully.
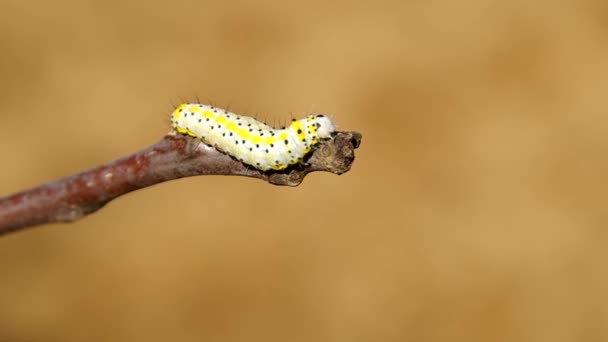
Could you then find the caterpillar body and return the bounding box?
[171,104,336,171]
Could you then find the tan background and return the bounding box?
[1,0,607,341]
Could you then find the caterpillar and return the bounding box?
[170,103,336,171]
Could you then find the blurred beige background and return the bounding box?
[1,0,607,341]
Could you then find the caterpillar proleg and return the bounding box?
[171,104,336,171]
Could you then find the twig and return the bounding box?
[0,131,361,235]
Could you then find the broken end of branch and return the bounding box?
[265,131,362,186]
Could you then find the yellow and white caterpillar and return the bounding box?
[171,104,336,171]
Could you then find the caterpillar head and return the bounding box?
[314,114,336,139]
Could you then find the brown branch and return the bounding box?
[0,131,361,236]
